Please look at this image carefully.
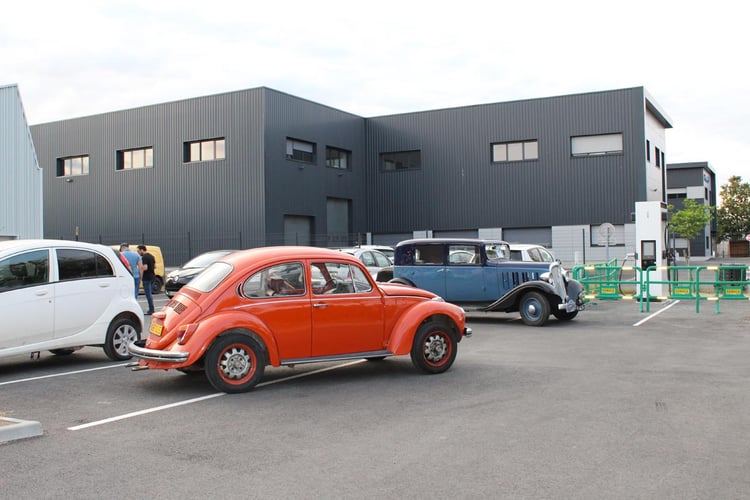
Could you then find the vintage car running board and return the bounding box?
[281,350,393,366]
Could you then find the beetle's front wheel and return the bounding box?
[410,322,457,374]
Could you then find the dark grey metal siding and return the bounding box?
[32,89,266,264]
[262,90,366,246]
[365,87,647,232]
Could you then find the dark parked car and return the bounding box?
[378,238,584,326]
[165,250,237,297]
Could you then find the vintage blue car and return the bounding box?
[377,238,584,326]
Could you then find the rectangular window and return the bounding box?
[326,147,351,170]
[646,140,651,162]
[286,138,316,163]
[571,133,623,157]
[380,150,421,171]
[661,151,665,169]
[492,140,538,162]
[655,147,661,167]
[185,138,226,163]
[117,147,153,170]
[56,155,90,177]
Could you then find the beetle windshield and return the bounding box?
[188,262,233,293]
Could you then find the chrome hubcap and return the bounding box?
[423,334,448,362]
[220,348,252,379]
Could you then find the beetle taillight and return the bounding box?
[177,324,199,344]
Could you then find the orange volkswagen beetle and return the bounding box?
[128,246,471,393]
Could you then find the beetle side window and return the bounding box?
[311,262,372,294]
[243,262,305,298]
[0,250,49,291]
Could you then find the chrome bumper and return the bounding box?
[127,341,189,363]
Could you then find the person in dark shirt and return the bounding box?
[137,245,156,314]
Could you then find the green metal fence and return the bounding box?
[572,262,749,313]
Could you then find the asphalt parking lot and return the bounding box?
[2,295,750,499]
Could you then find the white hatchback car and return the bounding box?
[508,243,559,264]
[0,239,144,361]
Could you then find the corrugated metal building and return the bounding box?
[666,161,717,258]
[0,84,43,240]
[29,86,672,265]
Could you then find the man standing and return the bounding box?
[119,243,143,299]
[137,244,156,315]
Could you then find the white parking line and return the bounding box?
[0,363,130,387]
[633,299,680,327]
[68,359,366,431]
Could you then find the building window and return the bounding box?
[380,150,421,171]
[56,155,90,177]
[655,147,661,167]
[646,140,651,162]
[286,138,316,163]
[117,147,153,170]
[326,147,351,170]
[571,133,623,157]
[492,140,538,162]
[184,138,225,163]
[661,151,665,169]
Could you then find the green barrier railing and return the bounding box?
[572,263,749,314]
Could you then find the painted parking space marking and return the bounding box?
[632,299,680,327]
[0,363,130,387]
[68,359,366,431]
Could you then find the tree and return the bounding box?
[717,176,750,241]
[669,199,715,265]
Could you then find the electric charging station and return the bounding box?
[634,201,669,297]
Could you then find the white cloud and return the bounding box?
[2,0,748,190]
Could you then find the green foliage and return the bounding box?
[669,199,715,263]
[717,176,750,241]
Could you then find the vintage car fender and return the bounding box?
[481,280,560,312]
[179,310,283,366]
[386,299,466,355]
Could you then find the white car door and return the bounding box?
[52,248,118,340]
[0,249,54,350]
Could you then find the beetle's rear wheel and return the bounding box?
[205,333,265,393]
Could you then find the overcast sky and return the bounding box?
[2,0,747,195]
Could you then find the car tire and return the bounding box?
[103,317,141,361]
[49,347,81,356]
[552,309,578,321]
[152,277,163,294]
[519,291,550,327]
[205,333,266,393]
[389,278,415,287]
[410,321,457,374]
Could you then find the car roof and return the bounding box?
[508,243,545,250]
[396,238,508,247]
[222,246,362,268]
[0,239,115,254]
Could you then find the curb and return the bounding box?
[0,417,43,444]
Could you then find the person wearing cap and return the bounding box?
[119,243,143,299]
[137,244,155,315]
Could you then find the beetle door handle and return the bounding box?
[313,303,328,308]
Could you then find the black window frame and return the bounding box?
[184,138,226,163]
[380,150,421,171]
[325,146,351,170]
[286,138,317,163]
